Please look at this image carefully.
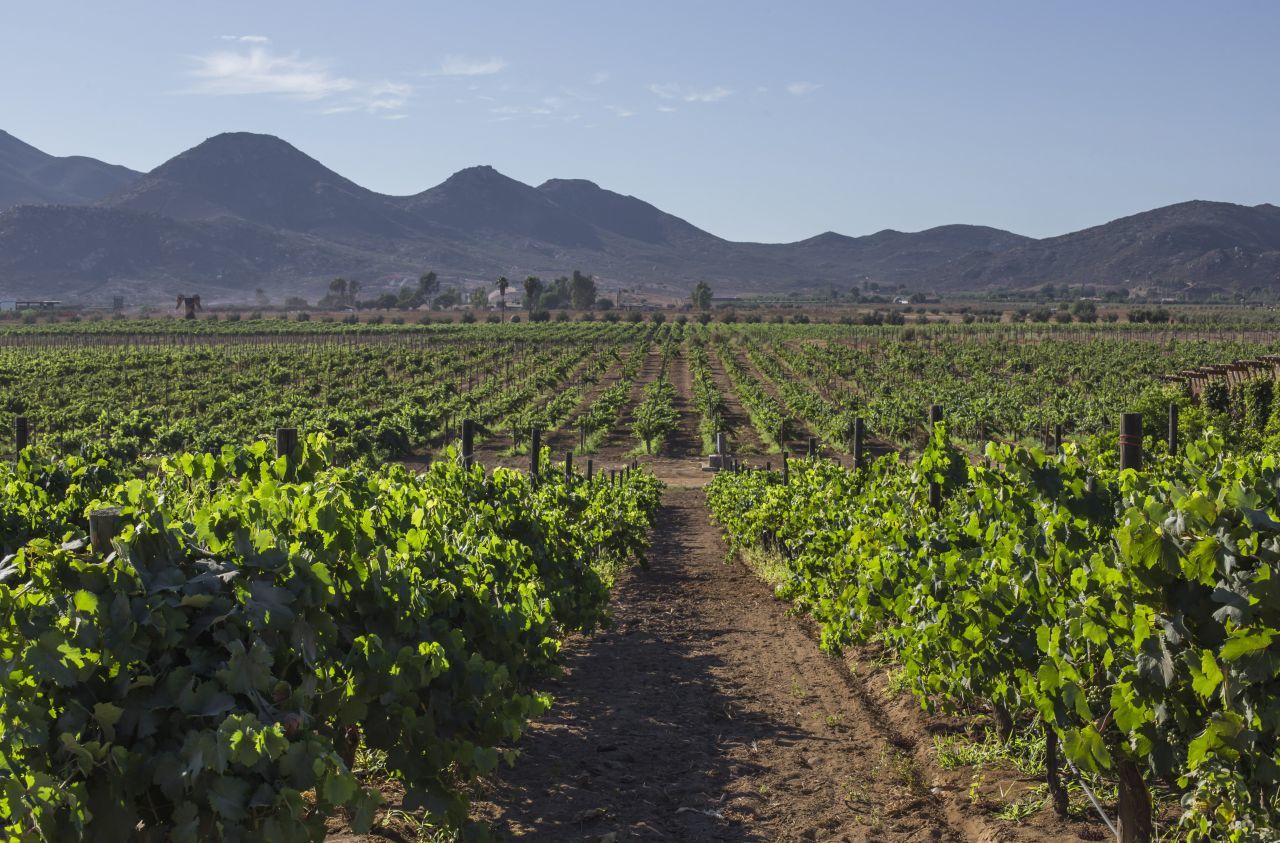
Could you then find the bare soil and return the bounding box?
[470,486,965,842]
[705,341,768,456]
[597,344,663,454]
[374,350,1120,843]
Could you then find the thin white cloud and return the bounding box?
[362,81,412,113]
[486,92,595,123]
[433,55,507,77]
[656,104,676,113]
[372,81,413,97]
[648,83,731,103]
[607,105,635,118]
[786,81,821,97]
[489,105,552,116]
[187,40,414,116]
[189,44,356,99]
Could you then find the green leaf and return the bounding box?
[73,589,99,613]
[1220,631,1273,662]
[1110,682,1148,733]
[207,775,251,820]
[1136,635,1175,688]
[93,701,124,741]
[1063,724,1112,772]
[1191,651,1224,699]
[321,770,358,806]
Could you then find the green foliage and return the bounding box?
[686,334,731,453]
[691,281,713,311]
[0,324,650,464]
[632,379,679,454]
[0,437,662,840]
[707,430,1280,840]
[1205,380,1231,415]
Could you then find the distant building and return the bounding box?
[5,300,62,311]
[487,288,523,309]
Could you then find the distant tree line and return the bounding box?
[310,269,607,314]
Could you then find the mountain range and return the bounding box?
[1,129,1278,303]
[0,130,140,209]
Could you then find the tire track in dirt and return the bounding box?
[471,487,967,842]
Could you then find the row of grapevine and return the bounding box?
[631,340,681,455]
[0,437,661,840]
[710,333,791,451]
[698,326,1280,458]
[686,334,731,453]
[570,334,654,453]
[707,427,1280,840]
[0,326,650,462]
[736,333,861,452]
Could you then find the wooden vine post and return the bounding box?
[1044,725,1069,818]
[529,427,541,484]
[461,419,475,470]
[275,427,299,470]
[89,506,122,556]
[586,459,593,484]
[1168,402,1179,456]
[807,436,817,459]
[853,417,865,470]
[782,450,789,485]
[1116,412,1153,841]
[928,405,943,511]
[1053,423,1063,455]
[564,451,573,485]
[1119,413,1142,471]
[14,416,28,455]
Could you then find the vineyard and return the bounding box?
[3,318,1280,841]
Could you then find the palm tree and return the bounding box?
[523,276,543,312]
[176,294,202,320]
[497,276,509,321]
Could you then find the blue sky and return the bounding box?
[4,1,1278,242]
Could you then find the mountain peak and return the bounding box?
[0,129,140,209]
[104,131,412,239]
[537,177,719,246]
[182,131,303,159]
[0,129,46,160]
[152,132,326,176]
[437,164,527,189]
[409,165,600,248]
[539,177,601,191]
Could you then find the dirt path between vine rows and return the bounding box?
[706,342,767,457]
[597,344,663,454]
[469,485,967,842]
[666,344,704,459]
[729,343,817,452]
